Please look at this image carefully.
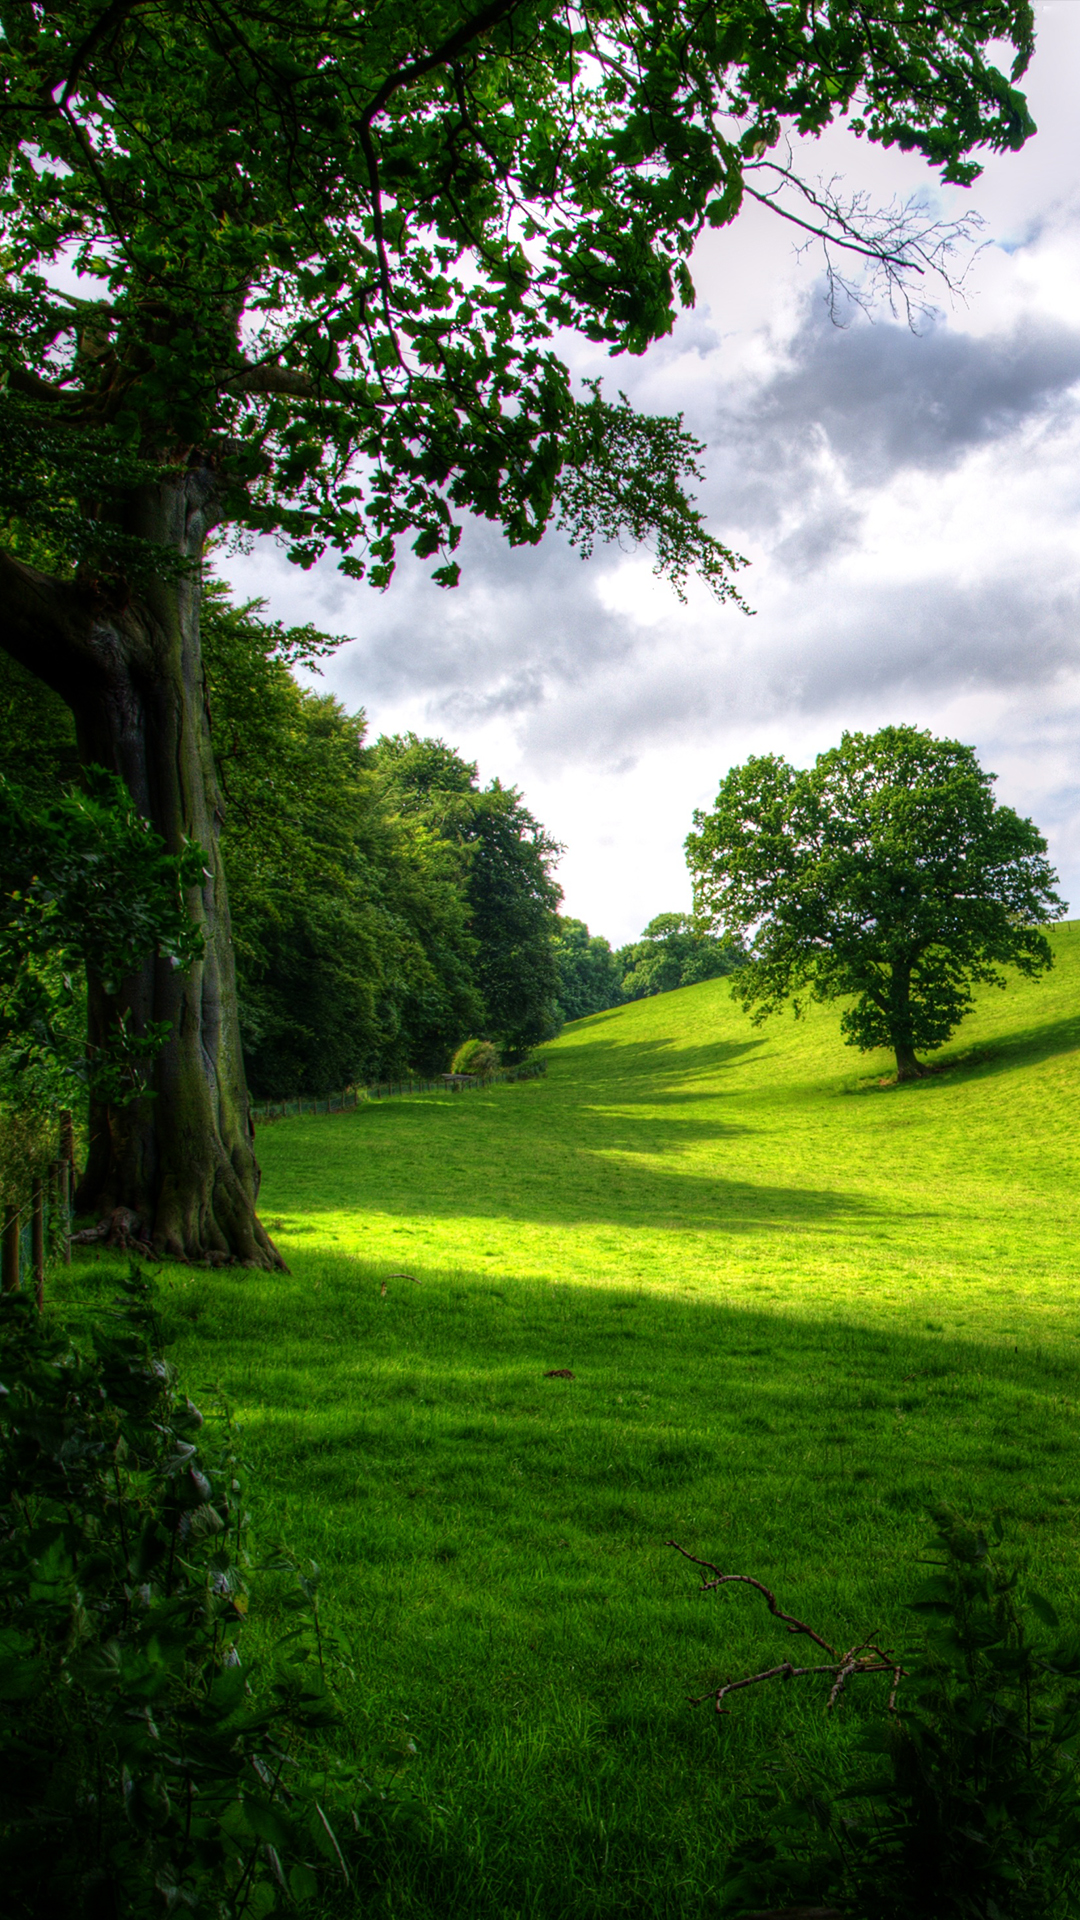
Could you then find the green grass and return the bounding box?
[55,923,1080,1917]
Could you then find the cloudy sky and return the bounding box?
[225,0,1080,947]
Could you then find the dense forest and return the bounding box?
[2,586,742,1099]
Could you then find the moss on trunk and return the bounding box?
[0,472,283,1268]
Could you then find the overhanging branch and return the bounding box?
[0,551,99,704]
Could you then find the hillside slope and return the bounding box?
[260,919,1080,1342]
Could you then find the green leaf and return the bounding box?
[0,1650,44,1699]
[208,1664,248,1713]
[289,1862,319,1903]
[1028,1590,1060,1630]
[242,1797,294,1849]
[909,1574,955,1610]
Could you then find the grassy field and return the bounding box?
[56,922,1080,1917]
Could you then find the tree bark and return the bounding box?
[0,469,284,1268]
[885,957,927,1082]
[893,1039,926,1082]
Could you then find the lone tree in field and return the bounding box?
[0,4,1037,1260]
[685,726,1064,1081]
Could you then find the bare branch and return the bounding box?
[669,1542,905,1717]
[740,1907,845,1918]
[741,1908,845,1919]
[742,153,986,329]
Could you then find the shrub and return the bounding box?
[450,1038,499,1076]
[693,1510,1080,1919]
[0,1269,383,1918]
[0,1106,56,1210]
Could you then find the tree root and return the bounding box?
[72,1208,159,1260]
[70,1209,266,1269]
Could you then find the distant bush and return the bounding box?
[450,1038,499,1076]
[0,1270,395,1919]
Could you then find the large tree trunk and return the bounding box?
[0,469,284,1268]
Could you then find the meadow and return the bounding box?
[57,921,1080,1917]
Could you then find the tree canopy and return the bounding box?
[0,594,572,1097]
[0,0,1034,595]
[201,596,486,1093]
[618,911,746,1000]
[685,725,1064,1080]
[374,734,563,1054]
[552,918,624,1023]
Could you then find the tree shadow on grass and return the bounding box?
[939,1009,1080,1080]
[210,1257,1080,1533]
[261,1026,899,1233]
[146,1248,1080,1920]
[544,1032,768,1101]
[275,1165,879,1234]
[840,1009,1080,1098]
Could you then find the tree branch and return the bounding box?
[669,1542,905,1719]
[742,156,985,326]
[45,0,144,111]
[6,367,69,403]
[357,0,532,136]
[741,178,921,273]
[667,1543,839,1653]
[0,551,101,706]
[230,364,316,397]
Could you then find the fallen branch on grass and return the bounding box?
[742,1908,845,1919]
[741,1907,845,1919]
[667,1540,904,1714]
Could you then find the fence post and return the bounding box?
[60,1160,71,1266]
[2,1205,19,1293]
[32,1177,44,1309]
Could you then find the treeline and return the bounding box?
[552,911,745,1024]
[2,588,740,1097]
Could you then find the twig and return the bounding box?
[667,1543,838,1653]
[669,1542,905,1715]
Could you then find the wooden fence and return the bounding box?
[1,1159,74,1306]
[251,1057,545,1123]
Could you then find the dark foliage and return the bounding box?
[0,647,80,801]
[708,1510,1080,1919]
[373,735,563,1058]
[0,769,205,1113]
[0,1270,407,1918]
[202,592,482,1092]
